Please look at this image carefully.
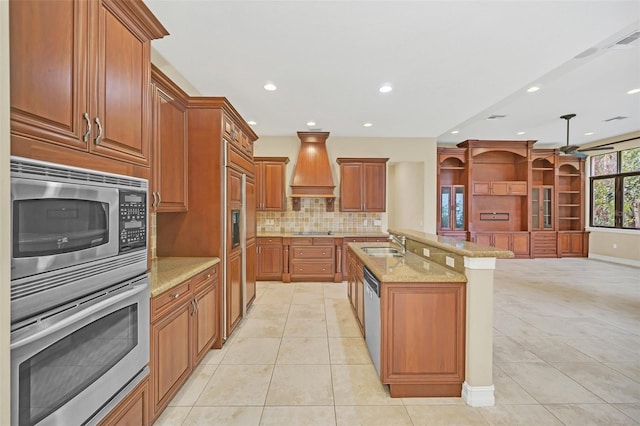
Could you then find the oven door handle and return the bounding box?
[11,282,147,350]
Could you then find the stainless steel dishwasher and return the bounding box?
[363,266,381,376]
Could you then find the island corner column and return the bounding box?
[462,256,497,407]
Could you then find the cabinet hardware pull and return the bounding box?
[82,113,91,142]
[193,299,198,315]
[151,192,157,208]
[157,191,161,206]
[206,274,211,279]
[172,293,179,299]
[94,117,103,144]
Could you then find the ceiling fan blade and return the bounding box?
[577,146,614,152]
[560,144,579,153]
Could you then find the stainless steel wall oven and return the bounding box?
[10,157,150,426]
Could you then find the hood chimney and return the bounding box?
[290,131,335,212]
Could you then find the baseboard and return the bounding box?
[588,253,640,268]
[461,382,495,407]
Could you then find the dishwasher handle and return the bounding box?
[363,267,380,297]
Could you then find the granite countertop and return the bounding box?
[150,257,220,297]
[349,242,467,283]
[388,228,514,259]
[258,232,389,238]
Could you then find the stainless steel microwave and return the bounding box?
[10,156,148,323]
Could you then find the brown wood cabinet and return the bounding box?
[472,181,527,196]
[226,249,243,336]
[246,238,257,308]
[381,281,466,397]
[558,231,589,257]
[337,158,389,212]
[10,0,168,168]
[98,376,150,426]
[255,157,289,211]
[150,265,220,421]
[257,237,284,280]
[151,65,188,212]
[290,237,336,281]
[346,247,365,335]
[472,232,530,258]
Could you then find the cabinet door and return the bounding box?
[257,243,283,280]
[192,283,218,365]
[226,250,243,336]
[153,86,188,212]
[245,240,257,307]
[246,178,256,240]
[152,304,191,415]
[91,0,151,165]
[261,161,287,210]
[492,234,511,251]
[10,0,89,150]
[491,182,509,195]
[474,234,492,247]
[356,267,365,333]
[340,163,364,211]
[363,162,386,212]
[98,377,149,426]
[511,233,530,256]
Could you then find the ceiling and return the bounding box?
[144,1,640,149]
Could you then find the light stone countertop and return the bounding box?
[388,228,514,258]
[150,257,220,297]
[348,242,467,283]
[257,232,389,238]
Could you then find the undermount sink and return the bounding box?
[361,247,404,257]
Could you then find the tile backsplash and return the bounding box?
[258,197,384,234]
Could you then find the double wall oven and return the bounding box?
[10,156,150,426]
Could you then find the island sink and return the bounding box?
[360,247,404,257]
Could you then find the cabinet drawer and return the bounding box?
[343,237,366,243]
[367,237,388,242]
[313,237,335,246]
[291,237,313,246]
[291,246,334,259]
[258,237,282,245]
[191,265,218,293]
[151,280,191,320]
[291,262,334,275]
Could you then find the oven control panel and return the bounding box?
[119,190,147,252]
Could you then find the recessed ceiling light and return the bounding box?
[263,82,277,91]
[526,86,540,93]
[627,88,640,95]
[306,121,316,127]
[379,84,393,93]
[584,132,594,136]
[247,120,257,126]
[451,130,459,134]
[363,123,373,128]
[517,131,526,135]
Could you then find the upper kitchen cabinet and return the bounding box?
[9,0,168,168]
[255,157,289,211]
[151,65,188,212]
[337,158,389,212]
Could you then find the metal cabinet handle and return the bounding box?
[82,113,91,142]
[206,273,211,279]
[94,117,103,144]
[157,191,161,207]
[172,293,179,299]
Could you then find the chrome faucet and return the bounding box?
[389,234,406,254]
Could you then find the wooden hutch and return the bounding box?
[437,140,588,258]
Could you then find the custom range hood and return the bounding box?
[290,131,335,212]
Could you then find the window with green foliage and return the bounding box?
[590,146,640,229]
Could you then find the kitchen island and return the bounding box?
[348,228,512,407]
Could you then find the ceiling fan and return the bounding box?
[558,113,613,158]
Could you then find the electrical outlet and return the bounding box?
[445,256,455,267]
[613,243,617,249]
[423,248,430,257]
[363,219,368,226]
[423,261,430,270]
[374,219,382,226]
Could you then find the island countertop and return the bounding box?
[258,232,389,238]
[388,228,514,258]
[348,242,466,283]
[150,257,220,297]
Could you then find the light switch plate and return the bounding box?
[423,248,430,257]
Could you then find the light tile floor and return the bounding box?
[155,258,640,425]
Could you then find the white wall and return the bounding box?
[388,162,426,231]
[254,135,438,233]
[1,0,11,422]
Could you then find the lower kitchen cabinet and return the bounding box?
[289,237,336,281]
[346,247,365,335]
[150,264,219,421]
[257,237,283,280]
[381,282,466,397]
[472,232,530,258]
[226,250,243,336]
[558,231,589,257]
[98,376,150,426]
[246,238,257,308]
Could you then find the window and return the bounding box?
[590,147,640,229]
